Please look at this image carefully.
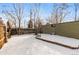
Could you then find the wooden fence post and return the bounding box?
[4,25,7,43]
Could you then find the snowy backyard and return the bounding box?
[0,34,79,55]
[1,3,79,56]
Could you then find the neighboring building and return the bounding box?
[28,9,33,29]
[28,19,33,29]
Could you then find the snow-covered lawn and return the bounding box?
[0,34,79,55]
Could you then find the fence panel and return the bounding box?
[56,21,79,39]
[0,25,7,48]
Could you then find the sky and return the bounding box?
[0,3,79,27]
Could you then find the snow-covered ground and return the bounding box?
[0,34,79,55]
[39,34,79,47]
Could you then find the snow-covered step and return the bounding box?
[36,34,79,49]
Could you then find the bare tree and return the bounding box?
[0,17,4,25]
[59,3,69,23]
[74,4,77,21]
[3,4,24,35]
[32,4,39,29]
[37,18,43,33]
[49,4,59,24]
[7,20,13,38]
[49,3,69,34]
[50,3,69,24]
[28,9,33,29]
[3,6,17,28]
[14,4,24,34]
[74,3,79,21]
[32,4,41,35]
[50,4,58,35]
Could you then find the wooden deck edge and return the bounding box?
[36,37,79,49]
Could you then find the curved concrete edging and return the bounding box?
[36,37,79,49]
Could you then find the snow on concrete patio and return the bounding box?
[0,34,79,55]
[38,34,79,47]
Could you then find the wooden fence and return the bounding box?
[11,28,35,35]
[56,21,79,39]
[0,25,7,48]
[42,21,79,39]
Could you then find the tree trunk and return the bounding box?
[18,19,21,35]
